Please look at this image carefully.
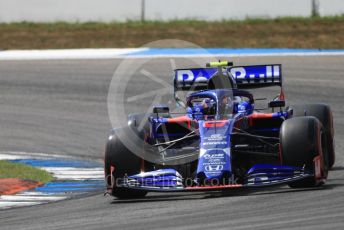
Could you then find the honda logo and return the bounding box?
[205,165,223,171]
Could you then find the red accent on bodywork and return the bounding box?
[315,123,327,179]
[313,155,322,180]
[249,113,274,119]
[203,120,228,128]
[248,112,274,127]
[110,165,115,187]
[279,88,285,101]
[167,116,192,123]
[167,116,192,129]
[248,116,254,127]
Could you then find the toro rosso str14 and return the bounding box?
[105,61,335,199]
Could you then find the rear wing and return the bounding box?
[174,64,282,91]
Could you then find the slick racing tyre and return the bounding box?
[280,116,329,188]
[290,104,335,168]
[104,126,147,199]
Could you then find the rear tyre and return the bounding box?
[280,117,328,188]
[290,104,335,168]
[104,127,147,199]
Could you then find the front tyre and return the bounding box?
[280,117,329,188]
[104,127,148,199]
[290,104,335,168]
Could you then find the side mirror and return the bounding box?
[268,100,285,108]
[153,105,170,114]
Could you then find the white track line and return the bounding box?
[121,52,344,59]
[0,48,148,60]
[39,167,103,172]
[0,195,66,201]
[18,191,67,196]
[1,151,96,160]
[46,170,103,175]
[0,201,44,209]
[1,49,344,61]
[0,153,31,160]
[53,175,104,180]
[40,167,104,180]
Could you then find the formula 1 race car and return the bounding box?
[105,61,335,199]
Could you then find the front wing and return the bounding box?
[112,166,315,193]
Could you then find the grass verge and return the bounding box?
[0,160,53,183]
[0,16,344,49]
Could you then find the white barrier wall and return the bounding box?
[0,0,343,23]
[145,0,310,21]
[0,0,142,22]
[319,0,344,16]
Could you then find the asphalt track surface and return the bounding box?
[0,56,344,229]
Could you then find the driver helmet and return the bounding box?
[220,96,233,115]
[202,98,216,116]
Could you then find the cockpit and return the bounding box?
[186,89,254,120]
